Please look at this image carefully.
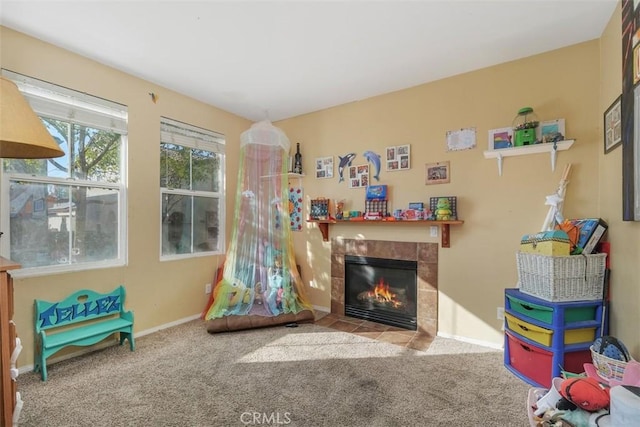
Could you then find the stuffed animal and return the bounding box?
[280,282,298,313]
[266,255,284,314]
[559,377,610,412]
[435,198,452,221]
[214,278,252,312]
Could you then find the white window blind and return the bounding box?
[161,117,224,154]
[2,69,127,134]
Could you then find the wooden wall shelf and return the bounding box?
[307,219,464,248]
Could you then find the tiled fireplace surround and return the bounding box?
[330,238,438,336]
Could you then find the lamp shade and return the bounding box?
[0,76,64,159]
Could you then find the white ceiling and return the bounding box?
[1,1,617,122]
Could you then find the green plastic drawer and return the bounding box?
[506,293,597,326]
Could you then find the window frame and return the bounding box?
[1,70,128,278]
[159,117,225,261]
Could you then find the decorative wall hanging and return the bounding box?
[446,128,476,151]
[425,161,450,185]
[337,152,356,182]
[604,96,621,154]
[315,156,334,179]
[363,150,382,180]
[289,186,303,231]
[488,127,513,150]
[385,144,411,171]
[348,164,369,188]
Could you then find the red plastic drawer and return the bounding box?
[562,348,592,375]
[505,331,592,388]
[506,330,552,387]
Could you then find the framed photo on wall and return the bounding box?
[348,164,369,188]
[425,161,450,185]
[385,144,411,171]
[604,95,622,154]
[539,119,566,143]
[315,156,334,179]
[487,127,513,150]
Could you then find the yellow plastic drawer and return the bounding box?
[505,312,552,346]
[564,328,597,345]
[506,312,597,347]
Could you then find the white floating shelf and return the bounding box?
[483,140,575,176]
[260,172,305,179]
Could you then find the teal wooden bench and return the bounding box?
[34,285,135,381]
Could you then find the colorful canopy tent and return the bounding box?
[205,121,314,332]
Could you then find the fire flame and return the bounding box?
[363,278,402,308]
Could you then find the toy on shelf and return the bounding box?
[431,197,457,220]
[335,199,346,219]
[513,107,540,146]
[364,184,388,220]
[309,198,330,220]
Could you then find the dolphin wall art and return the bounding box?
[363,150,381,181]
[338,153,356,182]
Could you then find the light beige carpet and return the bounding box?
[16,320,530,426]
[424,336,501,355]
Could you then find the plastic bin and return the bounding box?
[505,330,591,388]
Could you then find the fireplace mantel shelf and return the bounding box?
[307,219,464,248]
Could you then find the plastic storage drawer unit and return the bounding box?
[503,288,606,388]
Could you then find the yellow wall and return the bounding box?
[277,40,607,348]
[0,26,250,366]
[2,1,639,367]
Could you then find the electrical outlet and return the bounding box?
[430,226,438,237]
[496,307,504,320]
[205,283,212,294]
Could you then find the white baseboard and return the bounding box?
[312,305,330,313]
[18,313,202,375]
[135,313,201,338]
[436,331,503,350]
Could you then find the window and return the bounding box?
[160,118,225,259]
[1,70,127,275]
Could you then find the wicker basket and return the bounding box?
[590,346,631,382]
[516,252,606,302]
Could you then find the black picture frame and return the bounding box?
[604,95,622,154]
[621,0,639,220]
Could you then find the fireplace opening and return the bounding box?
[344,255,417,330]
